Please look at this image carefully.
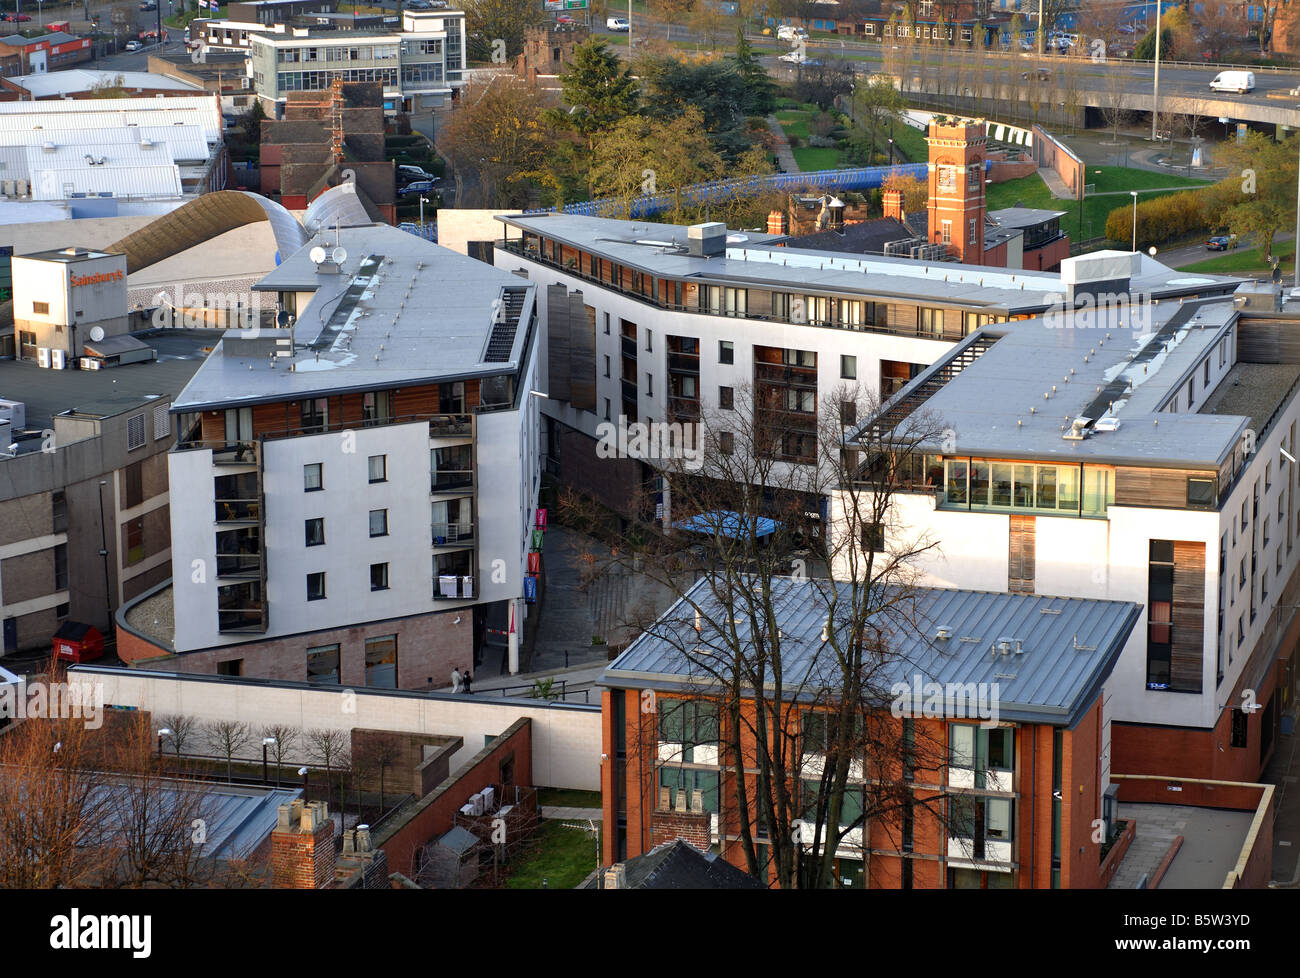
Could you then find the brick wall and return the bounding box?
[554,420,649,520]
[649,808,710,851]
[1032,124,1084,198]
[375,716,533,876]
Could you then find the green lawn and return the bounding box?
[987,166,1210,245]
[504,821,599,889]
[537,788,602,808]
[1183,243,1295,274]
[793,146,843,170]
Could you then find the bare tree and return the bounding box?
[204,720,252,783]
[261,724,299,787]
[305,727,351,807]
[158,714,200,756]
[1098,64,1132,156]
[564,380,954,888]
[353,734,405,813]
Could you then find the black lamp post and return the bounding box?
[157,727,172,759]
[262,736,276,784]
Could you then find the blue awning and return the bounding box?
[672,510,779,539]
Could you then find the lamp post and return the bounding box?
[419,195,429,227]
[1150,0,1162,142]
[1130,190,1139,251]
[157,727,172,759]
[262,736,276,785]
[96,480,112,638]
[299,765,309,799]
[888,137,894,166]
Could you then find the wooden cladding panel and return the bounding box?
[546,283,572,404]
[570,297,597,413]
[1238,319,1300,364]
[1008,514,1035,594]
[1115,467,1216,509]
[1171,540,1206,694]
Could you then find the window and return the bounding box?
[604,355,611,378]
[361,390,392,426]
[861,522,884,552]
[365,634,397,688]
[719,340,734,364]
[307,572,326,601]
[658,699,720,761]
[56,602,69,619]
[124,461,144,509]
[305,518,324,547]
[604,312,610,335]
[646,373,653,397]
[126,413,146,451]
[841,354,857,380]
[1230,709,1248,748]
[368,454,387,483]
[32,301,49,315]
[370,562,390,591]
[1187,478,1216,508]
[307,644,340,685]
[217,659,243,677]
[301,397,328,433]
[304,463,323,491]
[720,431,735,455]
[645,330,652,352]
[941,219,952,244]
[604,398,611,421]
[52,490,67,533]
[969,218,977,244]
[123,520,143,565]
[369,509,388,537]
[920,307,941,337]
[719,386,734,410]
[53,543,68,589]
[1204,360,1211,386]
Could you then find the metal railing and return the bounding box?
[431,471,473,492]
[177,413,473,452]
[431,522,475,545]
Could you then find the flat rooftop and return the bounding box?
[0,329,212,450]
[1199,361,1300,431]
[603,577,1142,728]
[988,206,1067,228]
[20,246,120,263]
[860,297,1255,469]
[498,214,1242,312]
[172,223,536,412]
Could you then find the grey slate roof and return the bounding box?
[856,296,1252,469]
[171,223,537,413]
[602,577,1142,729]
[581,839,766,889]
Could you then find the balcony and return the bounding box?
[668,396,701,422]
[218,608,267,633]
[215,553,262,579]
[667,352,700,374]
[948,767,1012,792]
[215,498,260,523]
[755,362,818,387]
[434,575,475,600]
[431,471,473,493]
[428,414,473,439]
[946,835,1013,868]
[432,522,475,546]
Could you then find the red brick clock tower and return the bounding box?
[926,118,986,264]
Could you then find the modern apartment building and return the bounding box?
[491,212,1240,519]
[833,267,1300,783]
[600,577,1143,888]
[248,10,466,115]
[126,223,542,688]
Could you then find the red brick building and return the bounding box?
[599,579,1145,888]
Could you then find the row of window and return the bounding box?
[941,459,1115,516]
[303,454,387,492]
[306,564,390,600]
[306,634,397,688]
[278,44,400,63]
[277,68,399,91]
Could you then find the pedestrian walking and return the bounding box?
[450,666,462,693]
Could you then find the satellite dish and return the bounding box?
[331,247,348,265]
[309,246,327,264]
[89,326,105,342]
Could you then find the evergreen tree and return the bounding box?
[559,39,642,144]
[732,23,777,115]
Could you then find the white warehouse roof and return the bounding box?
[0,96,223,145]
[24,140,182,200]
[6,69,203,99]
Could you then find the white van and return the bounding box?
[777,24,808,41]
[1210,70,1255,94]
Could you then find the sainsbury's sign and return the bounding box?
[70,269,124,287]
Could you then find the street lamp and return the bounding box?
[262,736,276,784]
[1150,0,1163,143]
[157,727,172,758]
[419,195,430,227]
[1130,190,1139,252]
[298,765,309,799]
[888,137,894,166]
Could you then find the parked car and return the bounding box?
[1206,234,1238,251]
[606,16,629,31]
[1210,70,1255,93]
[398,180,436,196]
[124,39,142,51]
[405,0,433,9]
[779,51,820,65]
[2,13,31,21]
[139,0,157,9]
[397,165,437,184]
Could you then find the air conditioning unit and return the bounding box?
[36,347,50,369]
[50,349,66,370]
[1,180,13,196]
[15,179,27,196]
[80,357,99,370]
[0,399,25,430]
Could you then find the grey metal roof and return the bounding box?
[856,297,1252,469]
[172,223,536,413]
[497,214,1242,313]
[988,207,1068,228]
[602,577,1142,729]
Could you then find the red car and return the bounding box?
[3,13,32,21]
[555,14,574,23]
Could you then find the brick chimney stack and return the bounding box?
[271,800,337,889]
[882,188,906,222]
